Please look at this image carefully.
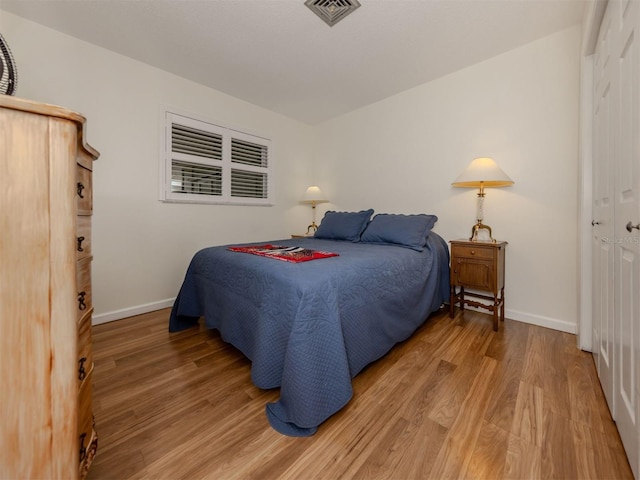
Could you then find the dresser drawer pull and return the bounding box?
[77,182,85,198]
[79,357,87,381]
[79,432,87,461]
[78,291,87,311]
[77,236,85,252]
[470,250,475,255]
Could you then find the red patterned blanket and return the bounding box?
[228,244,339,263]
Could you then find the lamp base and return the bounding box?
[470,221,496,243]
[306,222,319,234]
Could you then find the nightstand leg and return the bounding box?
[449,286,455,318]
[500,287,505,322]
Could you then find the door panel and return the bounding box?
[614,0,640,475]
[593,2,616,414]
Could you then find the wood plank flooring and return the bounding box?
[86,308,633,479]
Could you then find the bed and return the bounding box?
[169,211,450,436]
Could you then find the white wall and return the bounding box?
[313,26,582,333]
[1,10,582,332]
[0,11,316,322]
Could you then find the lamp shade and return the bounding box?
[452,157,514,188]
[301,185,328,204]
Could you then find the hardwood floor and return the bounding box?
[86,308,633,479]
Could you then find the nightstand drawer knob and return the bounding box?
[470,250,475,255]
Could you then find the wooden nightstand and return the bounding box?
[291,234,312,239]
[449,239,507,331]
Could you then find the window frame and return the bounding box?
[160,108,273,206]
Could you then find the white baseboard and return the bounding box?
[92,298,176,325]
[94,299,577,335]
[504,308,577,334]
[454,304,578,334]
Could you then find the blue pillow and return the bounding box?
[360,213,438,251]
[314,209,374,242]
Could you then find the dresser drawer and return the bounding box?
[77,256,92,320]
[78,427,97,480]
[77,309,93,386]
[76,165,92,215]
[78,367,96,469]
[452,245,495,260]
[76,216,91,261]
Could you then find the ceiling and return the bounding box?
[0,0,587,125]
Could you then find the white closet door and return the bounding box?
[592,1,616,416]
[614,0,640,476]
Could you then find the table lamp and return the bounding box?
[301,185,328,234]
[452,157,514,242]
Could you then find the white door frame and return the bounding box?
[578,0,608,352]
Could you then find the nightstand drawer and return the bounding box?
[452,245,495,260]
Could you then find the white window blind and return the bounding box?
[161,111,272,205]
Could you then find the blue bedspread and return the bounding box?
[169,233,450,436]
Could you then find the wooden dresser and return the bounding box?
[0,97,99,479]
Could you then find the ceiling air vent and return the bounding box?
[305,0,361,27]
